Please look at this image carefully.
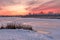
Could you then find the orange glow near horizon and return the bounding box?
[30,8,60,14]
[0,8,60,15]
[0,6,60,15]
[0,5,29,15]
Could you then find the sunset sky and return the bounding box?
[0,0,60,15]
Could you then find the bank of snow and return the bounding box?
[0,29,53,40]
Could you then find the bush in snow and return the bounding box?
[0,23,33,31]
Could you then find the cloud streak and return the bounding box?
[27,0,60,13]
[0,0,60,15]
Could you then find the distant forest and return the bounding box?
[0,11,60,19]
[22,12,60,19]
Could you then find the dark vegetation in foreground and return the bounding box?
[0,23,33,31]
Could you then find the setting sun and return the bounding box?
[4,5,28,15]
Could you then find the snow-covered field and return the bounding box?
[0,29,53,40]
[0,17,60,40]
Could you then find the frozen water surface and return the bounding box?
[0,29,53,40]
[0,17,60,40]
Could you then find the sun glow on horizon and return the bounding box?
[0,0,60,15]
[3,5,29,15]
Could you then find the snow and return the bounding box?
[0,17,60,40]
[0,29,53,40]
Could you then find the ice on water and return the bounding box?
[0,17,60,40]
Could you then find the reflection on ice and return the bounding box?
[36,30,50,34]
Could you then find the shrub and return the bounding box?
[0,23,33,31]
[21,25,33,30]
[0,26,4,29]
[6,23,16,29]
